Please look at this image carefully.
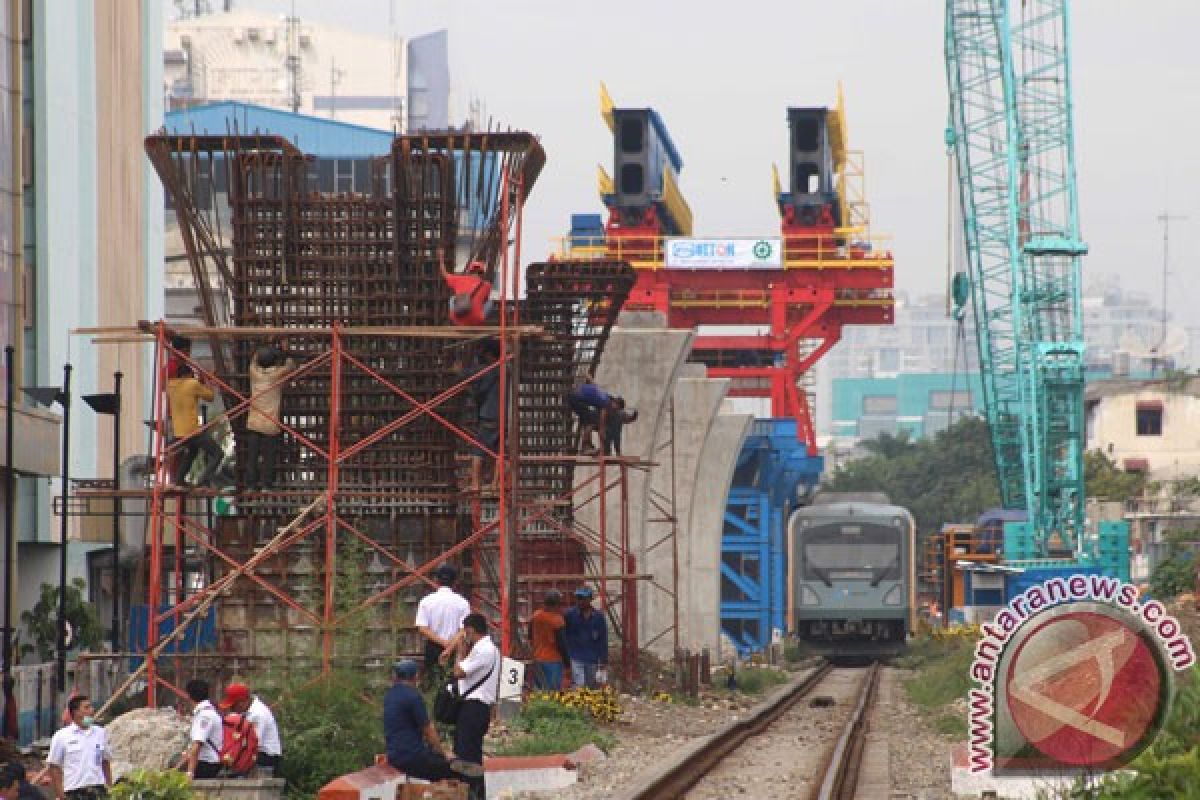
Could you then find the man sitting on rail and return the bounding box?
[383,660,483,786]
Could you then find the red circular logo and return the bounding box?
[1004,610,1166,767]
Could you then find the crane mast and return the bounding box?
[945,0,1086,556]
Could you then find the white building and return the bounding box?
[164,8,449,132]
[1086,378,1200,480]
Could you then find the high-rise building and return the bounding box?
[164,8,449,132]
[1,0,162,649]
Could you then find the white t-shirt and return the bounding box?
[415,587,470,641]
[47,723,109,791]
[190,700,224,764]
[457,634,500,705]
[246,696,282,757]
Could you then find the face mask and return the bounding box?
[81,716,94,728]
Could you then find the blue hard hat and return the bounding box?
[393,659,420,679]
[574,586,594,599]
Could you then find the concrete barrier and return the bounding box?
[317,746,605,799]
[191,777,286,800]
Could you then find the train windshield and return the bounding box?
[802,523,901,585]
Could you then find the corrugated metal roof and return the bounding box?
[164,101,394,158]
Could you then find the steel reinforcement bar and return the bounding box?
[615,662,834,800]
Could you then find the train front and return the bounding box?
[789,502,915,657]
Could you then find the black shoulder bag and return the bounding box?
[433,659,496,725]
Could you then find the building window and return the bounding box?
[862,395,897,414]
[929,390,972,410]
[1136,405,1162,436]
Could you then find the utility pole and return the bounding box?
[1155,211,1187,350]
[285,0,302,113]
[329,59,343,120]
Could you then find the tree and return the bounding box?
[825,415,1001,535]
[1084,450,1146,503]
[20,579,106,662]
[1149,528,1198,600]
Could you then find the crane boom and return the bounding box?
[945,0,1087,555]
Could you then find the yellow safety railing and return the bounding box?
[554,233,894,272]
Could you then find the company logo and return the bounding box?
[752,239,773,259]
[668,241,737,259]
[967,575,1194,775]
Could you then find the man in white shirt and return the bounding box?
[416,564,470,686]
[449,613,499,800]
[45,695,111,799]
[183,679,223,780]
[220,682,283,774]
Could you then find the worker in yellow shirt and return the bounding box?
[167,365,225,488]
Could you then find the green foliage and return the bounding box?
[1148,527,1199,600]
[1078,668,1200,799]
[20,578,106,661]
[731,666,789,695]
[934,713,967,737]
[110,769,195,800]
[826,416,1001,535]
[275,671,384,800]
[497,696,615,756]
[1084,450,1147,503]
[782,641,808,664]
[900,633,976,712]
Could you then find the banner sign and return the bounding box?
[664,237,783,269]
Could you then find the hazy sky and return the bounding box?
[233,1,1200,323]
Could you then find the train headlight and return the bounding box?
[800,586,821,606]
[882,585,902,606]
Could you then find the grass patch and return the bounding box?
[496,697,615,757]
[733,666,790,694]
[901,633,976,710]
[934,712,967,738]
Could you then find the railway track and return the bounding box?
[617,662,884,800]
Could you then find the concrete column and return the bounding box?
[639,365,728,659]
[683,411,752,656]
[573,312,691,648]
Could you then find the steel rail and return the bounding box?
[813,662,882,800]
[616,662,834,800]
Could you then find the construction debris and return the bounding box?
[105,707,191,779]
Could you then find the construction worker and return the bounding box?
[455,338,502,492]
[529,589,570,690]
[167,365,224,488]
[243,343,296,489]
[439,252,494,327]
[568,378,630,456]
[602,398,638,456]
[563,587,608,688]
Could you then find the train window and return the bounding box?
[841,525,862,535]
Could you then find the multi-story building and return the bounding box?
[820,281,1192,449]
[1,1,162,649]
[164,7,449,132]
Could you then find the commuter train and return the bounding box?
[788,493,916,657]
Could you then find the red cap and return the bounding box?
[219,683,250,710]
[467,261,486,275]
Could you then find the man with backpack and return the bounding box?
[220,683,281,775]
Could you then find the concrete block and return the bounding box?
[191,777,286,800]
[684,413,753,655]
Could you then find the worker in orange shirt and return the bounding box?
[439,252,494,327]
[167,365,225,488]
[528,589,570,690]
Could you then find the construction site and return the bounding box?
[4,3,1198,798]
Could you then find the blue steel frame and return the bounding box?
[720,419,822,654]
[945,0,1087,555]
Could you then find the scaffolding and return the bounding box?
[57,127,673,708]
